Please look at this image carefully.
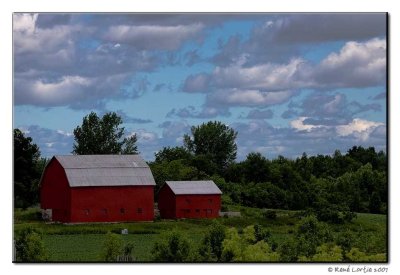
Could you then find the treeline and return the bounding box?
[151,146,387,219]
[150,121,387,219]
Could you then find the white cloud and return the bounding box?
[210,89,294,107]
[213,58,305,91]
[104,23,204,50]
[313,38,386,87]
[336,118,383,141]
[56,130,73,137]
[131,129,158,144]
[290,117,326,132]
[13,13,38,34]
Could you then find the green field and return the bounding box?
[14,206,387,262]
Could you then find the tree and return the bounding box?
[221,227,278,262]
[242,152,270,183]
[14,129,41,208]
[183,121,237,172]
[199,222,226,261]
[72,112,138,155]
[151,230,197,262]
[15,227,48,262]
[154,146,192,163]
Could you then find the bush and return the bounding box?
[101,232,123,261]
[254,224,271,243]
[151,230,197,262]
[15,227,48,262]
[277,237,299,262]
[198,222,226,261]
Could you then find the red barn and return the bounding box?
[40,155,155,223]
[158,180,222,219]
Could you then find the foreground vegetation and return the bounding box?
[14,206,387,262]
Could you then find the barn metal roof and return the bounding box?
[53,155,156,187]
[165,180,222,195]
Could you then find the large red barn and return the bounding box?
[158,181,222,219]
[40,155,155,223]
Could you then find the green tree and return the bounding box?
[221,227,278,262]
[298,243,343,262]
[151,230,196,262]
[154,146,192,163]
[296,215,332,257]
[15,227,48,262]
[101,232,123,262]
[183,121,237,172]
[199,221,226,261]
[72,112,138,155]
[14,129,41,208]
[242,152,270,183]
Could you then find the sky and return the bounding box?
[13,13,387,161]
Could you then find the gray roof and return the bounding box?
[165,181,222,195]
[53,155,155,187]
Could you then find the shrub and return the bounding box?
[299,243,343,262]
[277,237,299,262]
[151,230,197,262]
[254,224,271,243]
[199,221,226,261]
[15,227,48,262]
[101,232,123,262]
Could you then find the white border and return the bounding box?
[2,1,398,275]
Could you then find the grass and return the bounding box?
[14,206,387,262]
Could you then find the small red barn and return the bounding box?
[40,155,155,223]
[158,180,222,219]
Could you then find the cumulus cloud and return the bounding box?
[270,14,386,44]
[104,23,204,50]
[312,38,387,88]
[181,37,386,118]
[282,92,382,127]
[213,13,386,66]
[336,118,383,141]
[16,125,74,157]
[290,117,384,142]
[208,89,295,108]
[182,73,211,93]
[14,73,135,109]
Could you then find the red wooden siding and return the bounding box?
[157,184,176,219]
[158,184,221,219]
[70,186,154,222]
[40,158,71,223]
[175,194,221,219]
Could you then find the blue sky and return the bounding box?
[13,13,387,161]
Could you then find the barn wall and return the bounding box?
[40,158,71,222]
[70,186,154,222]
[175,194,221,219]
[158,185,176,219]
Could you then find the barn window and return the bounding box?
[120,208,125,215]
[208,199,213,204]
[102,208,108,215]
[186,199,191,204]
[84,209,90,216]
[137,208,143,214]
[196,209,200,214]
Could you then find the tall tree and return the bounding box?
[183,121,237,172]
[14,129,41,208]
[72,112,138,155]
